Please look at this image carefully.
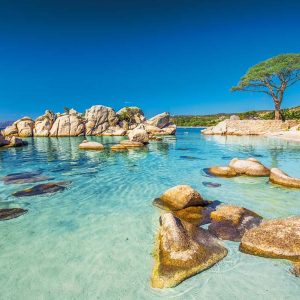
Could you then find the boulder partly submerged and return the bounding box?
[79,140,104,150]
[110,144,128,151]
[153,185,205,211]
[151,213,228,288]
[208,205,262,241]
[0,208,28,221]
[229,158,270,176]
[240,216,300,261]
[207,166,237,178]
[269,168,300,188]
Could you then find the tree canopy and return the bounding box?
[231,54,300,119]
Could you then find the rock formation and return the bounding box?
[34,110,56,136]
[153,185,205,211]
[240,216,300,261]
[151,213,228,288]
[269,168,300,188]
[3,105,176,137]
[208,205,262,241]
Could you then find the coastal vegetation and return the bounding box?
[231,53,300,120]
[171,106,300,127]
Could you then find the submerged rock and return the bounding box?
[202,181,221,188]
[240,216,300,260]
[151,213,228,288]
[269,168,300,188]
[79,141,104,150]
[154,185,204,211]
[0,208,28,221]
[1,171,43,184]
[208,205,262,241]
[206,166,237,177]
[228,158,270,176]
[12,181,71,197]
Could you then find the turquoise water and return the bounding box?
[1,128,300,300]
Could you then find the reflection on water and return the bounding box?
[0,128,300,299]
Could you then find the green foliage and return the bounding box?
[63,107,70,114]
[171,106,300,127]
[232,54,300,93]
[118,107,141,123]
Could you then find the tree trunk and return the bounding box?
[274,101,281,120]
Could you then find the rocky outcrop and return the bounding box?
[151,213,228,288]
[208,205,262,241]
[85,105,118,135]
[240,216,300,261]
[117,107,146,129]
[3,106,176,138]
[34,110,56,137]
[147,112,170,129]
[49,110,85,137]
[269,168,300,188]
[15,117,35,137]
[229,158,270,176]
[153,185,205,211]
[0,134,10,147]
[78,141,104,150]
[202,120,299,136]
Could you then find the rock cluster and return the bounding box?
[208,157,270,177]
[2,105,176,138]
[151,185,228,288]
[207,158,300,189]
[151,184,300,288]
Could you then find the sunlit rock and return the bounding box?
[151,213,228,288]
[269,168,300,188]
[240,216,300,260]
[154,185,204,211]
[208,205,262,241]
[79,141,104,150]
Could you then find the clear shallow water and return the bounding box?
[0,128,300,300]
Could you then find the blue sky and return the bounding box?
[0,0,300,120]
